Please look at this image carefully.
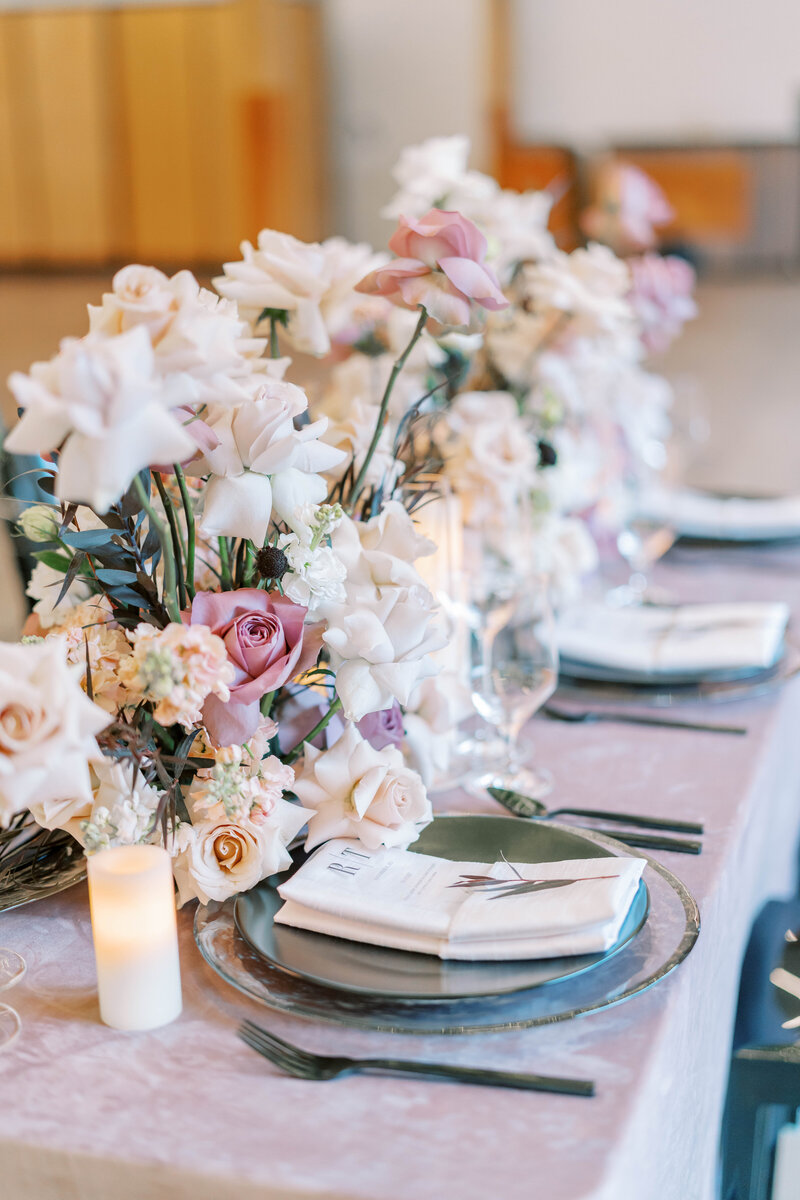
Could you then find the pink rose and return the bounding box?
[189,589,322,746]
[628,253,697,354]
[356,209,508,329]
[581,162,673,254]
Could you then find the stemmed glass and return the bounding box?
[612,470,676,606]
[0,948,25,1050]
[468,575,559,799]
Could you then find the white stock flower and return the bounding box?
[0,640,110,829]
[294,722,432,851]
[195,380,345,543]
[171,796,310,905]
[26,561,93,629]
[279,534,347,616]
[5,327,197,512]
[80,758,161,852]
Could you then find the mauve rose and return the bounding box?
[356,209,508,329]
[189,588,322,746]
[358,702,405,750]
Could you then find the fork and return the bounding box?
[543,702,747,737]
[238,1019,595,1096]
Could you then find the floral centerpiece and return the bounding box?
[0,209,511,907]
[0,138,697,912]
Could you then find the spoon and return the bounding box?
[488,786,704,837]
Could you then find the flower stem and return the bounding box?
[347,304,428,512]
[270,315,281,360]
[153,472,187,612]
[286,697,343,764]
[133,475,182,624]
[174,464,196,600]
[218,537,232,588]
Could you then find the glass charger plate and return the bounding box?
[194,817,700,1035]
[556,645,800,709]
[233,819,649,1000]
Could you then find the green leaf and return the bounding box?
[55,551,87,606]
[94,568,138,586]
[33,550,72,572]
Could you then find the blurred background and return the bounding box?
[1,0,799,501]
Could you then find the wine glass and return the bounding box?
[612,471,676,606]
[468,576,559,799]
[0,948,25,1050]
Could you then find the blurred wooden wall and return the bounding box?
[0,0,326,268]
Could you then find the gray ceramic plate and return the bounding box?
[234,817,649,1001]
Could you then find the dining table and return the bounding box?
[2,544,800,1200]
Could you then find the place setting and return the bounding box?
[3,115,796,1200]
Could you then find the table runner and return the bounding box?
[2,550,800,1200]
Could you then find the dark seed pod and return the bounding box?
[538,439,558,468]
[255,545,289,581]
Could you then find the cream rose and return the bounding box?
[295,722,432,851]
[171,796,309,905]
[0,641,110,829]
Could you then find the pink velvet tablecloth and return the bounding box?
[2,550,800,1200]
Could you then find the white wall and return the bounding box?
[511,0,800,147]
[322,0,490,245]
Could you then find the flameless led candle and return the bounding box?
[87,845,182,1031]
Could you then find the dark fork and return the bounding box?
[238,1019,595,1096]
[543,702,747,737]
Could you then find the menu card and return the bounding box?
[276,840,646,961]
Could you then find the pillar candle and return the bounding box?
[87,845,182,1031]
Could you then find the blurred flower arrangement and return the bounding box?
[0,135,697,909]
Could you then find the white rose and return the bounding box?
[5,327,197,512]
[402,673,473,789]
[88,264,178,341]
[381,135,497,221]
[171,796,309,905]
[90,267,267,407]
[524,243,634,340]
[0,640,110,828]
[195,381,345,543]
[214,230,331,356]
[295,723,432,851]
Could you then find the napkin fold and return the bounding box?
[641,486,800,541]
[556,601,789,676]
[275,840,645,961]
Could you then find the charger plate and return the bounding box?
[194,816,700,1035]
[557,645,800,708]
[233,820,649,1000]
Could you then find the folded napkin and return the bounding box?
[275,839,645,961]
[641,486,800,541]
[556,601,789,677]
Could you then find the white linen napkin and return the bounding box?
[275,840,645,961]
[641,486,800,541]
[556,601,789,676]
